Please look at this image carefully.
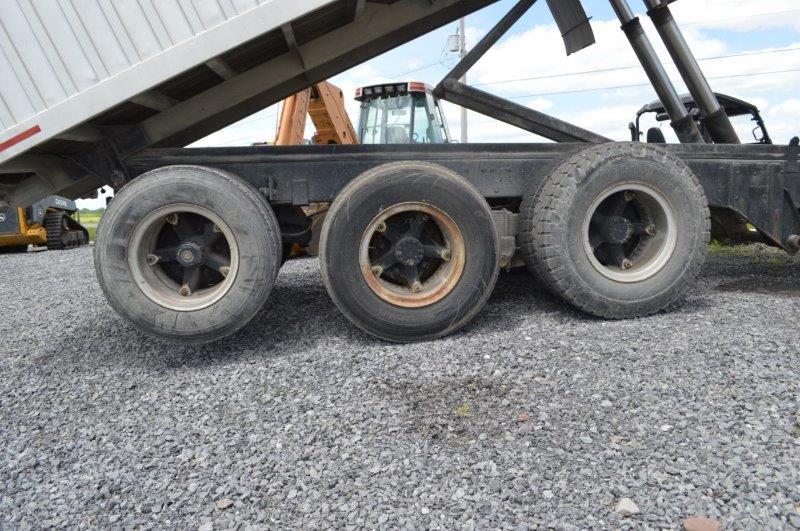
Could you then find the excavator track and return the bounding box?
[44,211,89,250]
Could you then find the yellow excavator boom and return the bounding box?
[274,81,358,146]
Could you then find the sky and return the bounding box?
[80,0,800,208]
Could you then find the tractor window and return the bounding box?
[359,94,413,144]
[411,94,445,143]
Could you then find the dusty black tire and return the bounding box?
[320,161,500,342]
[95,165,281,344]
[519,143,710,318]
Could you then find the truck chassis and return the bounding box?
[4,0,800,343]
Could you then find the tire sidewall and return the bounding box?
[555,147,708,312]
[321,163,499,341]
[95,166,280,343]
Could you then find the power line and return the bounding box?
[474,46,800,87]
[381,12,800,81]
[504,68,800,100]
[682,8,800,26]
[233,111,278,127]
[387,61,444,79]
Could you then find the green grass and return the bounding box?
[75,209,102,242]
[77,212,102,224]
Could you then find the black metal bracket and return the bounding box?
[786,136,799,175]
[433,0,609,144]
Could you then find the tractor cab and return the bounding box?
[630,93,772,145]
[355,82,451,144]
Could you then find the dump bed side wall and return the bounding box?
[0,0,333,164]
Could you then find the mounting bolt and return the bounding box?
[620,259,633,270]
[644,225,657,237]
[219,266,230,278]
[165,213,179,225]
[440,249,451,262]
[788,234,800,250]
[624,191,636,202]
[375,222,387,233]
[499,256,510,268]
[371,265,383,277]
[146,254,159,266]
[179,284,192,297]
[411,281,423,293]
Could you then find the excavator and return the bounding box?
[276,80,451,256]
[0,196,89,253]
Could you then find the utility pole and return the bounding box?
[458,17,468,143]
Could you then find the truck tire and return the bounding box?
[320,161,500,342]
[519,143,710,318]
[95,165,281,343]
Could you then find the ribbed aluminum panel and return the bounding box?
[0,0,333,162]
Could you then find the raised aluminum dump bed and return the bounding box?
[0,0,497,206]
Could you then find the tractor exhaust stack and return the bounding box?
[642,0,740,144]
[609,0,704,144]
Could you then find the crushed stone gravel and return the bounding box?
[1,245,798,529]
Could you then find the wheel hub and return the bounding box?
[602,215,633,244]
[583,184,677,283]
[394,237,424,266]
[128,205,238,311]
[177,241,203,267]
[359,203,466,308]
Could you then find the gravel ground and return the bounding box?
[1,245,799,529]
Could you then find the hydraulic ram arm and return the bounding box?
[609,0,704,143]
[434,0,610,143]
[642,0,740,144]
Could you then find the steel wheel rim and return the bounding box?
[128,204,239,311]
[582,183,677,283]
[359,202,466,308]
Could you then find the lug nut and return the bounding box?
[179,284,192,297]
[213,224,222,233]
[165,213,179,225]
[146,254,159,266]
[440,249,451,262]
[375,222,387,233]
[620,259,633,270]
[219,266,230,278]
[371,265,383,277]
[411,281,423,293]
[624,191,636,202]
[644,225,657,237]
